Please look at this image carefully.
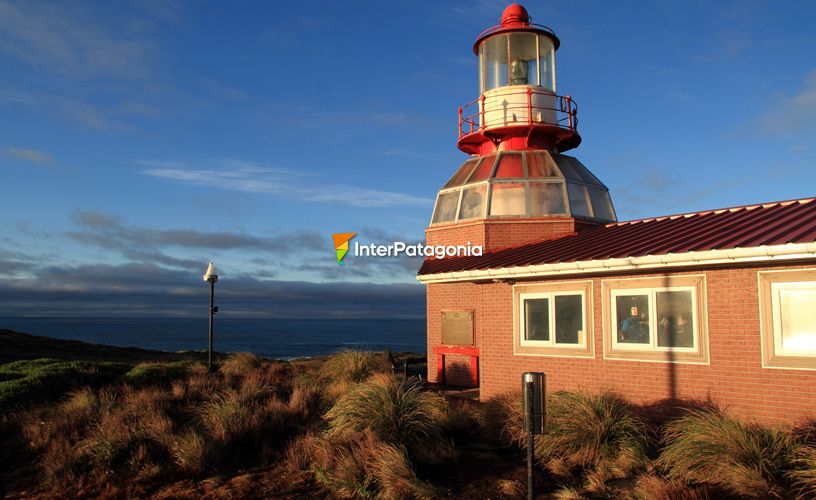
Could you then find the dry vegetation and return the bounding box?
[1,350,816,498]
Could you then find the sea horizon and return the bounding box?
[0,316,427,360]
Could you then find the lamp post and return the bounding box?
[203,262,218,372]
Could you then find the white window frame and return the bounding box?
[519,291,586,348]
[610,286,698,353]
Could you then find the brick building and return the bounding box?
[418,4,816,425]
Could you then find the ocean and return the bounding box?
[0,317,427,359]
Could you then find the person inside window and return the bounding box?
[619,312,648,343]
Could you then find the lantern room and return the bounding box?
[476,5,557,93]
[457,3,580,155]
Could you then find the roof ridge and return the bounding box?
[610,196,815,227]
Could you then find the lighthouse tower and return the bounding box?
[427,4,616,252]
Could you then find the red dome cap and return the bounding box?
[500,4,530,26]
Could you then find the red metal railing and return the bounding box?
[457,88,578,139]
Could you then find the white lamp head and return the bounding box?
[203,262,218,283]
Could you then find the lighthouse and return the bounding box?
[428,3,616,253]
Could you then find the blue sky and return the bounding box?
[0,0,814,318]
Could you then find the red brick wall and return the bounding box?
[426,218,601,252]
[426,264,816,426]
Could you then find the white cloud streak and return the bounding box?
[139,159,432,208]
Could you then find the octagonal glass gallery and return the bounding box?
[431,150,616,225]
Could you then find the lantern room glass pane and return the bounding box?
[508,33,538,86]
[481,35,508,92]
[657,291,695,348]
[539,36,555,91]
[530,182,566,215]
[527,152,557,178]
[588,187,614,221]
[443,159,478,188]
[615,295,650,344]
[490,182,526,216]
[495,153,524,179]
[468,155,496,182]
[432,191,459,224]
[525,298,549,341]
[567,183,591,217]
[458,184,487,220]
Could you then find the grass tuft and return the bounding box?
[325,373,446,452]
[318,350,390,384]
[220,352,263,376]
[657,407,797,497]
[536,390,652,477]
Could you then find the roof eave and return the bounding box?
[416,242,816,284]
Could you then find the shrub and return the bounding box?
[536,390,652,478]
[657,408,797,497]
[318,350,390,384]
[325,373,446,453]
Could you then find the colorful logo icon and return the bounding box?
[332,232,356,265]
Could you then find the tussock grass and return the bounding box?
[537,390,652,478]
[0,358,127,412]
[657,408,797,497]
[633,473,709,500]
[788,445,816,497]
[124,361,193,386]
[318,350,390,384]
[480,391,524,445]
[325,373,446,452]
[369,441,438,499]
[170,430,210,474]
[219,352,263,376]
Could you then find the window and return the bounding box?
[514,281,593,357]
[758,269,816,369]
[602,275,708,363]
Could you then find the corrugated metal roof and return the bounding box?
[418,198,816,276]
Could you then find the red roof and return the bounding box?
[419,198,816,276]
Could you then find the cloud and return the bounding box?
[754,70,816,138]
[0,0,156,80]
[2,146,53,164]
[66,210,329,269]
[139,159,432,208]
[0,262,425,318]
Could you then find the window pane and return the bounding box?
[567,183,591,217]
[481,35,508,91]
[509,33,538,85]
[432,191,459,224]
[468,155,496,182]
[656,291,694,348]
[779,287,816,353]
[495,153,524,178]
[458,184,486,220]
[525,298,549,341]
[443,159,478,188]
[527,152,556,178]
[588,187,614,221]
[615,295,650,344]
[490,183,526,216]
[530,182,566,215]
[555,295,582,344]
